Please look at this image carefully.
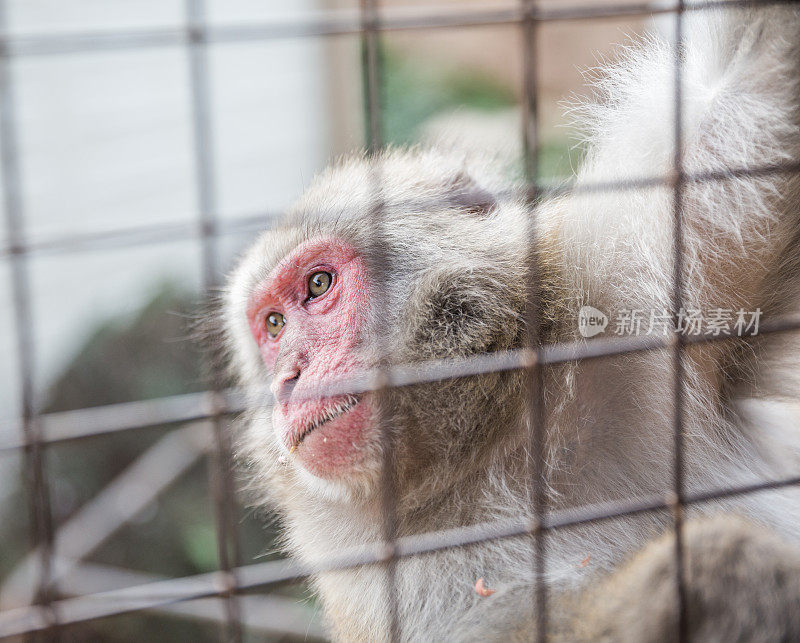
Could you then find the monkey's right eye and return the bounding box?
[265,312,285,338]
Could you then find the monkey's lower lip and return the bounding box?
[288,394,361,451]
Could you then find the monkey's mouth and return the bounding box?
[287,394,361,451]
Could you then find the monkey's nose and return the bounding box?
[273,371,300,404]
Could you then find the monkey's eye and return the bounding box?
[308,271,332,298]
[265,312,285,338]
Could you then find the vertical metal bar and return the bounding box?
[360,0,383,156]
[521,1,539,187]
[670,2,688,641]
[0,3,58,640]
[185,2,242,641]
[359,2,399,641]
[521,1,546,641]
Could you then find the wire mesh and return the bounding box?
[0,0,798,641]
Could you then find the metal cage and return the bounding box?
[2,0,800,640]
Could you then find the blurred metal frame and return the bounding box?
[0,0,799,641]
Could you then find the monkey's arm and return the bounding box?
[443,516,800,642]
[538,6,800,502]
[564,515,800,643]
[559,6,800,323]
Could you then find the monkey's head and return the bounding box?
[224,149,536,507]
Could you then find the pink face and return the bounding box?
[246,237,375,478]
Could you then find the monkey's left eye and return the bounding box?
[265,312,285,337]
[308,271,332,298]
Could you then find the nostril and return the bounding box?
[276,372,300,403]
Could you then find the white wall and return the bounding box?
[0,1,329,431]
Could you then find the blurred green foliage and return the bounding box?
[380,48,516,145]
[377,46,583,181]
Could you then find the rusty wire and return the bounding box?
[669,0,689,638]
[185,0,243,639]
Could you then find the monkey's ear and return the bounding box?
[447,172,497,217]
[407,266,521,360]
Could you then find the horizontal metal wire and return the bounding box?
[0,0,794,58]
[1,310,798,452]
[0,390,245,450]
[0,211,279,259]
[2,158,799,260]
[57,559,326,640]
[1,470,798,638]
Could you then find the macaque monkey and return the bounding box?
[220,4,800,640]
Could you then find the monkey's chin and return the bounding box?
[281,394,377,480]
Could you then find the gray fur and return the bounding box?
[567,516,800,642]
